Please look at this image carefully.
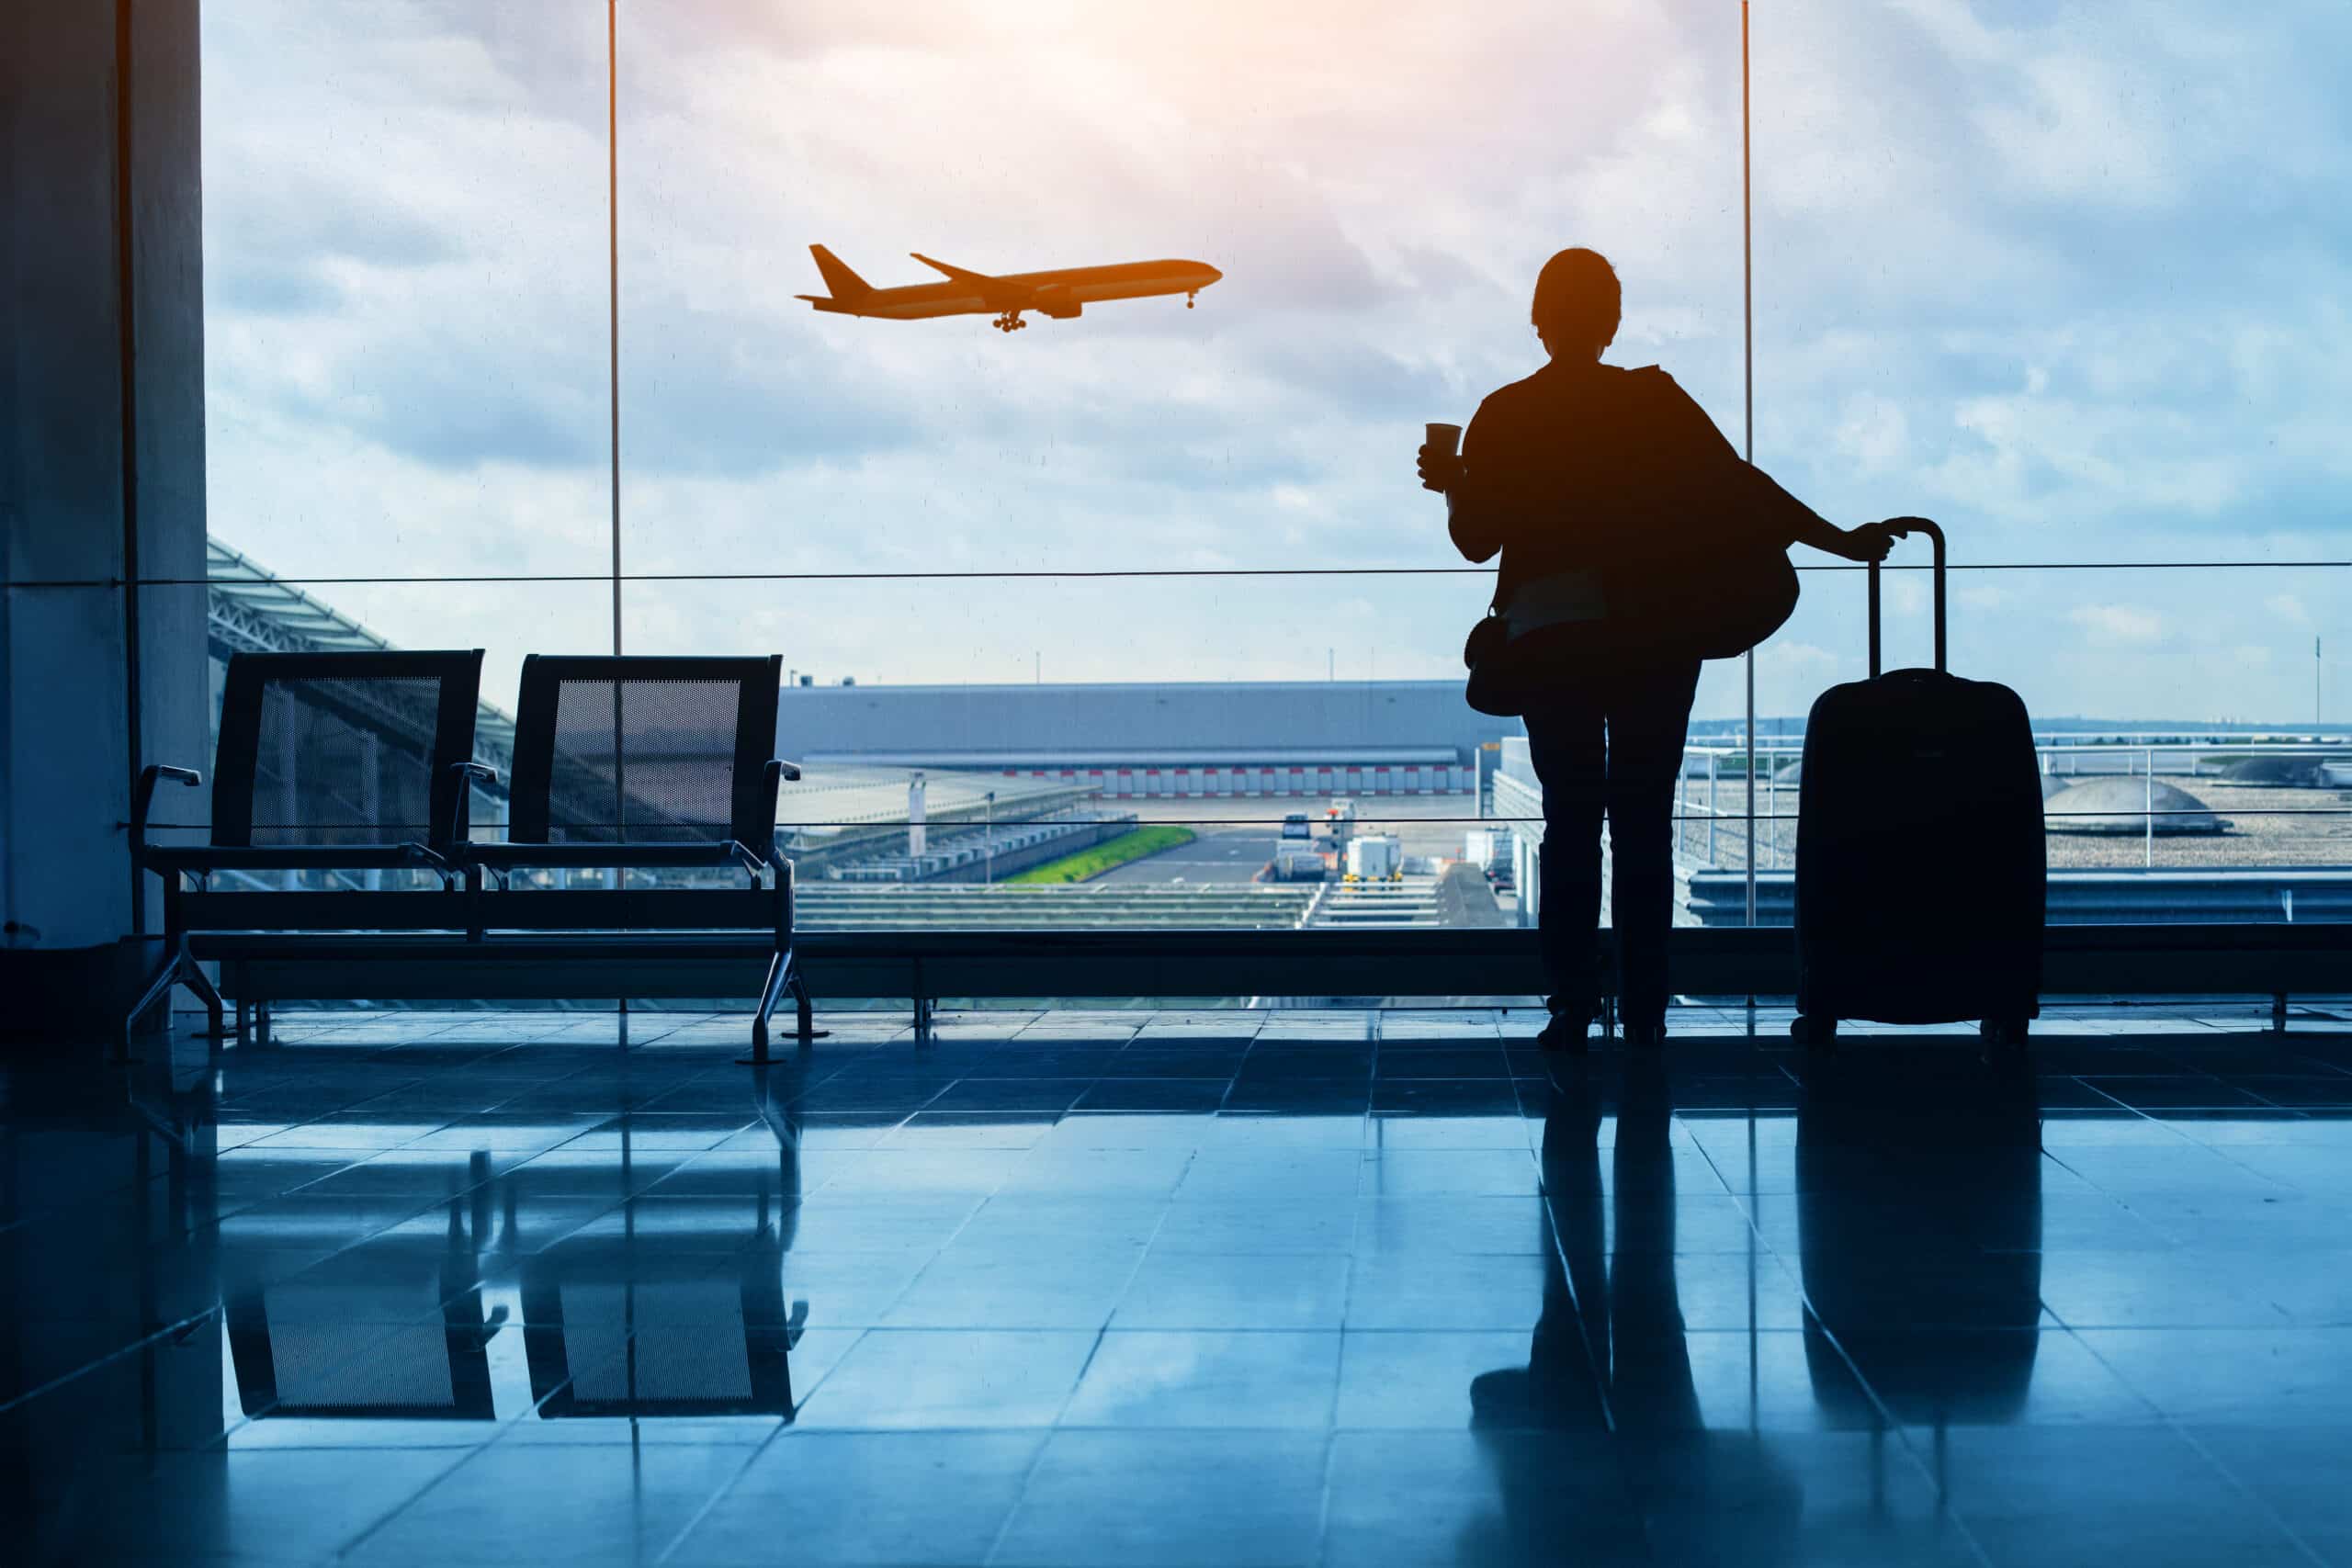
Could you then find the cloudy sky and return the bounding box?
[199,0,2352,724]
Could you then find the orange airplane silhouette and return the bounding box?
[798,245,1223,333]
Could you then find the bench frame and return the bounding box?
[194,920,2352,1050]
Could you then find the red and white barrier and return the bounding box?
[1009,763,1474,798]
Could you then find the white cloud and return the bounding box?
[2070,603,2166,646]
[1832,394,1910,471]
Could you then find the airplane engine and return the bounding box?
[1034,287,1082,321]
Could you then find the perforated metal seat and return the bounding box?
[137,649,488,874]
[127,650,491,1046]
[469,654,795,880]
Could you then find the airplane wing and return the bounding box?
[910,253,999,287]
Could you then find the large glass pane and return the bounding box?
[203,2,611,585]
[201,2,613,880]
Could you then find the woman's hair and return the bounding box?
[1531,247,1622,350]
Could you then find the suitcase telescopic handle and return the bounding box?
[1867,516,1946,677]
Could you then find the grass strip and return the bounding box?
[1004,825,1198,885]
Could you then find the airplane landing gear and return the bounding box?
[1185,291,1197,309]
[992,310,1027,333]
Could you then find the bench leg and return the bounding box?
[121,942,227,1058]
[741,952,794,1066]
[121,949,183,1059]
[183,959,230,1044]
[786,972,826,1044]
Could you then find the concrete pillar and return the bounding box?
[2,0,209,1037]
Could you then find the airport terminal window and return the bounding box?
[196,3,2352,951]
[198,2,615,864]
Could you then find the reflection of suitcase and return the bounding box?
[1798,1050,2042,1425]
[1792,520,2043,1043]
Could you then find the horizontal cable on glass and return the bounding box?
[15,559,2352,591]
[130,805,2352,832]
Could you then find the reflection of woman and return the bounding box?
[1419,249,1894,1047]
[1468,1059,1799,1563]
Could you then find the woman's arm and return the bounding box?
[1752,468,1893,563]
[1420,399,1506,564]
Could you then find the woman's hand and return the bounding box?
[1836,523,1896,563]
[1418,443,1464,494]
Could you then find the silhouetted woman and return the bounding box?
[1419,249,1892,1048]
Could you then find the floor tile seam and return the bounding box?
[189,1183,497,1307]
[0,1302,231,1417]
[972,1338,1108,1568]
[319,1077,440,1117]
[328,1309,741,1565]
[984,1195,1185,1441]
[2064,1334,2336,1567]
[2045,1096,2310,1197]
[649,1326,868,1567]
[1304,1425,1341,1568]
[1526,1154,1621,1438]
[276,1144,527,1207]
[1763,1282,1995,1547]
[1670,1108,1757,1203]
[10,1168,282,1248]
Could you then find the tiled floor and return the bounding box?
[11,1002,2352,1565]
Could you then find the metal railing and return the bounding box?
[1670,735,2352,878]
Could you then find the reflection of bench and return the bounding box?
[523,1247,800,1419]
[128,649,489,1047]
[226,1199,498,1421]
[521,1083,806,1418]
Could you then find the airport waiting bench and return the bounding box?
[134,649,820,1056]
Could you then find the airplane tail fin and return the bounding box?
[808,244,872,299]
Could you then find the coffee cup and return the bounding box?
[1424,422,1462,457]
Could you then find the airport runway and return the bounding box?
[1117,795,1483,866]
[1093,825,1276,885]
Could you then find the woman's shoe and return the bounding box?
[1623,1019,1668,1048]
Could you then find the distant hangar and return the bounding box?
[779,680,1512,796]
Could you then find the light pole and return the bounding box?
[985,790,996,886]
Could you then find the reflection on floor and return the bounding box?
[9,1003,2352,1565]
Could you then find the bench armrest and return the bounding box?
[447,761,498,847]
[132,764,203,857]
[404,842,455,874]
[765,759,803,784]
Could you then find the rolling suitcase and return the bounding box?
[1791,519,2043,1044]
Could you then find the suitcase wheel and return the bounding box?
[1790,1014,1838,1046]
[1981,1017,2031,1048]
